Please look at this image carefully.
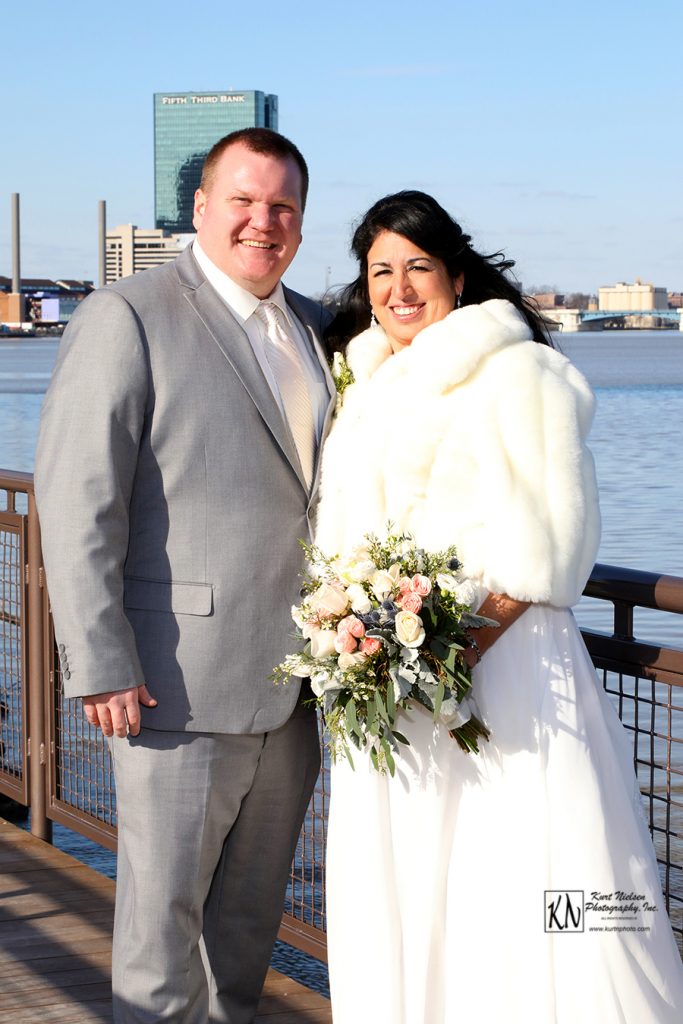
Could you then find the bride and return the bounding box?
[315,190,683,1023]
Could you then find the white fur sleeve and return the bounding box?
[468,348,601,607]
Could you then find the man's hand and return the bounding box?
[82,685,157,738]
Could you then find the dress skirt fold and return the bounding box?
[326,605,683,1023]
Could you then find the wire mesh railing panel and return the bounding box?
[0,513,27,803]
[280,715,330,958]
[48,624,117,848]
[600,668,683,952]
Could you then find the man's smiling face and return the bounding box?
[193,142,304,298]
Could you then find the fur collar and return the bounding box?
[346,299,532,394]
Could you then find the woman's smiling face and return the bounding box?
[367,230,462,352]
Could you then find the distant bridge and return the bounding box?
[548,308,682,332]
[581,309,681,325]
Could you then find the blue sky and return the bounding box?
[2,0,681,297]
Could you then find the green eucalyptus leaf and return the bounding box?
[430,636,449,662]
[376,689,392,727]
[433,678,445,720]
[380,736,396,777]
[386,677,396,718]
[345,699,362,742]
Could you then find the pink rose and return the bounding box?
[398,576,412,595]
[334,630,358,654]
[338,615,366,638]
[411,574,432,597]
[360,636,382,656]
[399,592,423,614]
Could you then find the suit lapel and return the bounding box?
[176,249,306,490]
[284,288,337,497]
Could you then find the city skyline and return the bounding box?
[1,0,681,298]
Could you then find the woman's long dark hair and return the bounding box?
[325,190,553,351]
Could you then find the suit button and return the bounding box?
[63,670,71,680]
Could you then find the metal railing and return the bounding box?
[0,469,681,959]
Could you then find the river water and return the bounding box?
[3,329,681,638]
[1,327,682,975]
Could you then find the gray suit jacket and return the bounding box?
[35,246,335,733]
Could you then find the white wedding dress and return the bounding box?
[318,304,683,1021]
[325,599,683,1023]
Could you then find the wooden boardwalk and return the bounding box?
[0,819,331,1023]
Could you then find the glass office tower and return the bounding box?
[154,91,278,233]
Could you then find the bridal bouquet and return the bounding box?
[273,528,495,774]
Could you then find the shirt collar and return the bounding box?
[193,239,293,328]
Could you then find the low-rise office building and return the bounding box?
[105,225,190,283]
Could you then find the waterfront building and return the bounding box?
[0,277,93,324]
[105,225,191,283]
[154,90,278,233]
[530,292,565,309]
[599,279,668,311]
[0,292,25,324]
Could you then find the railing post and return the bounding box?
[26,491,51,842]
[613,600,634,641]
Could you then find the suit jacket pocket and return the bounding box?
[123,577,213,616]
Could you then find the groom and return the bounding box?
[35,128,334,1022]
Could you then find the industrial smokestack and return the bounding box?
[98,200,107,288]
[11,193,20,293]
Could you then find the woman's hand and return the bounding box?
[465,592,530,664]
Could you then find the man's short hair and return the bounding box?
[199,128,309,210]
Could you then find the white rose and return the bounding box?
[435,574,477,608]
[337,651,368,670]
[309,628,338,659]
[335,547,377,583]
[345,582,372,615]
[310,670,341,697]
[371,563,401,600]
[394,610,426,648]
[309,583,350,618]
[348,559,377,583]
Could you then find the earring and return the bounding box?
[456,291,462,309]
[370,311,378,327]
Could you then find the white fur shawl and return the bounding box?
[315,299,600,608]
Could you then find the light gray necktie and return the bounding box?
[255,301,315,487]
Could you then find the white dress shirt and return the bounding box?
[192,240,329,442]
